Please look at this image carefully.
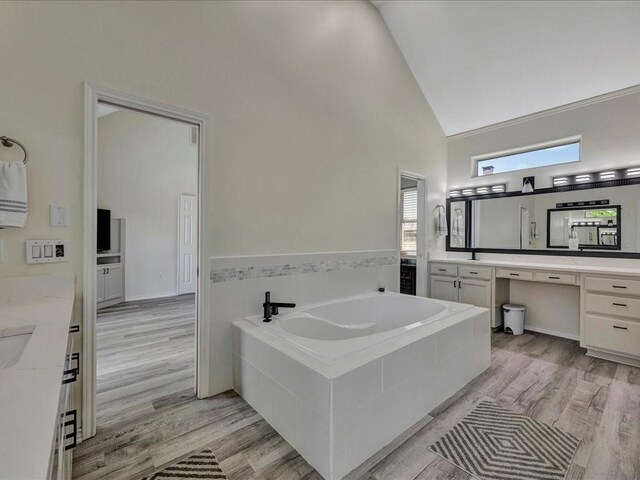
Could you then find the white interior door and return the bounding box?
[178,194,197,294]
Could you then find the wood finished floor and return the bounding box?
[94,294,195,427]
[74,308,640,480]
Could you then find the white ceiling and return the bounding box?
[374,1,640,136]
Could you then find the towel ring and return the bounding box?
[1,136,29,165]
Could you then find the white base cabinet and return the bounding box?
[96,263,124,308]
[430,263,493,312]
[48,330,78,480]
[582,274,640,367]
[97,218,126,309]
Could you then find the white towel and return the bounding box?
[436,207,448,237]
[0,161,28,228]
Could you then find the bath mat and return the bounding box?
[142,448,227,480]
[429,401,580,480]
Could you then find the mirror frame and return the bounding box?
[546,205,621,250]
[445,175,640,258]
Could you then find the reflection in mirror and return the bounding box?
[468,183,640,253]
[548,206,620,250]
[473,196,537,249]
[449,201,467,248]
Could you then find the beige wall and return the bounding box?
[0,0,446,398]
[98,109,198,300]
[448,89,640,191]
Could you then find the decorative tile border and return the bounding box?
[211,254,398,283]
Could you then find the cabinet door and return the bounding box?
[430,276,458,302]
[104,264,124,302]
[96,268,106,303]
[458,279,491,309]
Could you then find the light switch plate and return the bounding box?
[26,240,69,264]
[50,205,69,227]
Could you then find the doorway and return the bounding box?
[398,171,428,296]
[83,84,211,440]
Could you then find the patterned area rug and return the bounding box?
[142,449,227,480]
[429,401,580,480]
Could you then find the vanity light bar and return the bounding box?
[553,166,640,186]
[447,184,506,197]
[553,177,568,186]
[556,199,609,208]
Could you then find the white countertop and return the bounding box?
[429,255,640,277]
[0,274,75,480]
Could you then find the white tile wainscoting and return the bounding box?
[232,307,490,480]
[209,250,399,395]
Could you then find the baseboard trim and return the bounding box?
[586,348,640,368]
[125,291,179,302]
[524,325,580,341]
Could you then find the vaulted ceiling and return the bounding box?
[373,1,640,136]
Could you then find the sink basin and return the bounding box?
[0,326,34,369]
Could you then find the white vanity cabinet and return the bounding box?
[582,275,640,366]
[430,263,493,312]
[96,263,124,308]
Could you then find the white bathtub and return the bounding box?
[233,292,490,480]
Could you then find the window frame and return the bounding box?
[400,187,418,257]
[471,135,582,178]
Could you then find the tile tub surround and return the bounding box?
[211,251,398,283]
[0,274,75,480]
[233,302,490,480]
[209,250,399,394]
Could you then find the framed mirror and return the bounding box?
[446,200,471,249]
[547,205,621,250]
[446,176,640,258]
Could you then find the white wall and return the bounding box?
[98,109,197,300]
[0,1,447,399]
[448,89,640,191]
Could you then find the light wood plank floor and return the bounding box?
[74,327,640,480]
[95,294,195,426]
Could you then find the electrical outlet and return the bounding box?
[26,240,69,264]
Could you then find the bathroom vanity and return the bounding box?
[430,257,640,367]
[0,275,77,479]
[439,166,640,367]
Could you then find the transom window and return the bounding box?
[475,138,581,177]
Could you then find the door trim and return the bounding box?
[397,170,428,297]
[83,82,212,440]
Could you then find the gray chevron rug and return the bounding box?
[429,401,580,480]
[142,448,227,480]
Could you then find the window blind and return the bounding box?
[401,189,418,255]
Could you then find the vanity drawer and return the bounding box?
[496,268,533,281]
[584,276,640,296]
[584,293,640,319]
[459,265,492,280]
[431,263,457,277]
[584,314,640,357]
[533,271,577,285]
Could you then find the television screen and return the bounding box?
[97,209,111,252]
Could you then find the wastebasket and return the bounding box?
[502,304,526,335]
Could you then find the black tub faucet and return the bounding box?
[263,291,296,322]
